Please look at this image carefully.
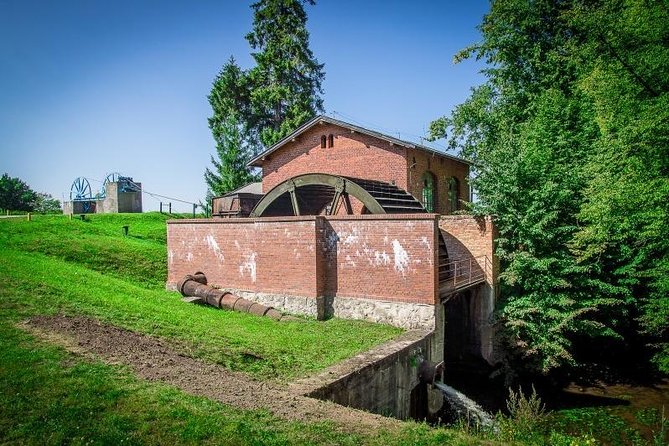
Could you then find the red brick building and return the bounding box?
[250,116,470,215]
[168,116,497,369]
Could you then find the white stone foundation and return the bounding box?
[222,289,435,330]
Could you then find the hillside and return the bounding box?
[1,213,665,445]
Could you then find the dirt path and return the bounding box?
[23,315,401,435]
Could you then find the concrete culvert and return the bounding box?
[177,274,298,322]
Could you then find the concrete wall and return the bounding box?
[295,330,437,420]
[99,183,118,213]
[98,182,142,213]
[118,187,142,213]
[63,200,96,214]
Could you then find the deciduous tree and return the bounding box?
[430,0,669,375]
[33,193,61,214]
[0,173,37,212]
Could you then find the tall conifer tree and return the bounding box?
[205,58,256,197]
[246,0,324,147]
[205,0,324,197]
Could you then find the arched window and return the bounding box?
[421,172,436,212]
[328,134,334,148]
[320,135,327,148]
[448,177,459,213]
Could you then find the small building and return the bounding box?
[63,176,142,214]
[211,182,262,218]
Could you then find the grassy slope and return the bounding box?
[0,213,489,445]
[0,214,401,379]
[0,319,488,446]
[3,214,658,445]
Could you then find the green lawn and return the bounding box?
[1,213,660,445]
[0,213,402,380]
[0,213,488,445]
[0,320,483,446]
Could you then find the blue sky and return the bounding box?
[0,0,489,212]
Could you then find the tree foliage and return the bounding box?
[33,193,61,214]
[246,0,324,147]
[0,173,37,212]
[431,0,669,374]
[205,59,256,198]
[205,0,324,197]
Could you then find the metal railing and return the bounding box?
[439,255,492,292]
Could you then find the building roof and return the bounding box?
[247,115,472,167]
[221,182,263,197]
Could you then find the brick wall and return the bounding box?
[319,215,438,305]
[438,215,496,284]
[167,214,438,306]
[260,124,470,216]
[406,149,470,215]
[167,217,319,297]
[261,123,408,193]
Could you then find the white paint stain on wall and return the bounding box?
[186,252,193,262]
[239,252,257,283]
[342,227,360,245]
[392,239,410,275]
[373,251,391,266]
[168,250,174,265]
[325,231,339,251]
[205,234,225,262]
[421,236,433,266]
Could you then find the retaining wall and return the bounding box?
[292,329,439,420]
[167,214,439,329]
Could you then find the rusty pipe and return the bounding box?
[177,274,293,322]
